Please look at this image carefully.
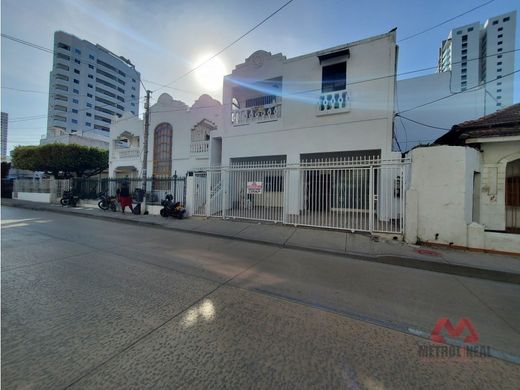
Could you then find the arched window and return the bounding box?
[153,123,172,177]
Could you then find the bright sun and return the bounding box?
[194,54,226,92]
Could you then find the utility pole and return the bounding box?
[141,90,151,208]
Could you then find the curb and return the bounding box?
[3,200,520,285]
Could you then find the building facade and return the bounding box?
[1,112,7,161]
[109,93,222,178]
[44,31,140,143]
[437,11,516,112]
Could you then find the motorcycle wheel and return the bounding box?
[98,200,109,210]
[60,198,70,206]
[160,208,168,217]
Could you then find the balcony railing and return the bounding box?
[117,148,140,159]
[231,103,281,126]
[190,140,209,155]
[316,89,350,115]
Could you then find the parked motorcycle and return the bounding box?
[60,190,79,207]
[97,191,117,212]
[160,193,186,219]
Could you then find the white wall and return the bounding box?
[395,72,485,150]
[475,139,520,230]
[218,31,398,165]
[405,145,481,246]
[15,192,52,203]
[109,112,143,177]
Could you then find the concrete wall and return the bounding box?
[15,192,52,203]
[475,139,520,230]
[395,72,485,150]
[405,145,481,247]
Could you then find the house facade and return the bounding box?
[406,104,520,253]
[109,93,221,178]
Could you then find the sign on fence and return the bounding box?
[247,181,263,194]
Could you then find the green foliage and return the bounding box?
[11,144,108,178]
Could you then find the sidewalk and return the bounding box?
[3,198,520,284]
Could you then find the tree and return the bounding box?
[11,144,108,178]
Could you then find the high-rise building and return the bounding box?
[46,31,140,140]
[1,112,8,161]
[437,11,516,113]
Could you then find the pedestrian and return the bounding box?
[118,178,134,214]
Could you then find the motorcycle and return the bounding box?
[160,193,186,219]
[60,190,79,207]
[97,191,118,212]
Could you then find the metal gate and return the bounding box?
[191,157,409,234]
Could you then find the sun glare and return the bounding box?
[194,54,226,92]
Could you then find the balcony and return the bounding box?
[231,102,281,126]
[316,89,351,115]
[117,148,140,159]
[190,140,209,156]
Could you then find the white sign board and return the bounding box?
[247,181,263,194]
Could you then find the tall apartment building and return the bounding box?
[46,31,140,139]
[1,112,8,161]
[437,11,516,113]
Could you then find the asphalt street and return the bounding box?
[2,206,520,389]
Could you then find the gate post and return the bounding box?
[369,165,374,232]
[185,172,194,217]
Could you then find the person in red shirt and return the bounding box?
[118,178,134,214]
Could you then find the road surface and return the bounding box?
[2,206,520,389]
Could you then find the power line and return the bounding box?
[398,68,519,114]
[152,0,295,93]
[398,0,496,42]
[395,114,451,131]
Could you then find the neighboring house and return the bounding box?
[109,93,222,178]
[406,104,520,253]
[40,126,109,150]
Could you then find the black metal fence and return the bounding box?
[71,176,186,205]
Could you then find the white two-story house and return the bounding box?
[201,30,404,232]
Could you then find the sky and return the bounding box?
[1,0,519,154]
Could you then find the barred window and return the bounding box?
[153,123,173,177]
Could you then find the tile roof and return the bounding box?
[435,103,520,145]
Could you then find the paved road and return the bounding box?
[2,206,520,389]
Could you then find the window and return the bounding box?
[57,42,70,51]
[118,70,126,77]
[74,79,79,84]
[462,50,467,55]
[71,119,78,124]
[497,68,502,72]
[498,27,503,32]
[86,112,92,117]
[492,20,498,25]
[503,17,510,22]
[497,82,502,86]
[132,86,136,91]
[132,78,136,82]
[462,43,467,48]
[89,54,95,60]
[462,35,467,42]
[498,41,503,45]
[462,62,467,67]
[497,95,502,99]
[498,34,503,38]
[73,88,79,94]
[461,68,467,74]
[498,55,502,59]
[86,122,91,126]
[468,27,474,32]
[131,94,135,98]
[57,53,70,61]
[461,56,467,61]
[94,124,110,132]
[498,48,503,52]
[456,30,462,35]
[74,59,80,64]
[497,75,502,79]
[461,75,467,80]
[72,109,78,114]
[497,103,502,107]
[118,87,125,94]
[131,102,135,106]
[87,103,92,108]
[88,83,93,88]
[87,93,93,98]
[72,98,79,104]
[88,64,94,69]
[75,48,81,55]
[321,62,346,93]
[131,111,135,115]
[153,123,173,177]
[497,61,502,66]
[88,74,93,79]
[74,69,80,74]
[56,63,69,71]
